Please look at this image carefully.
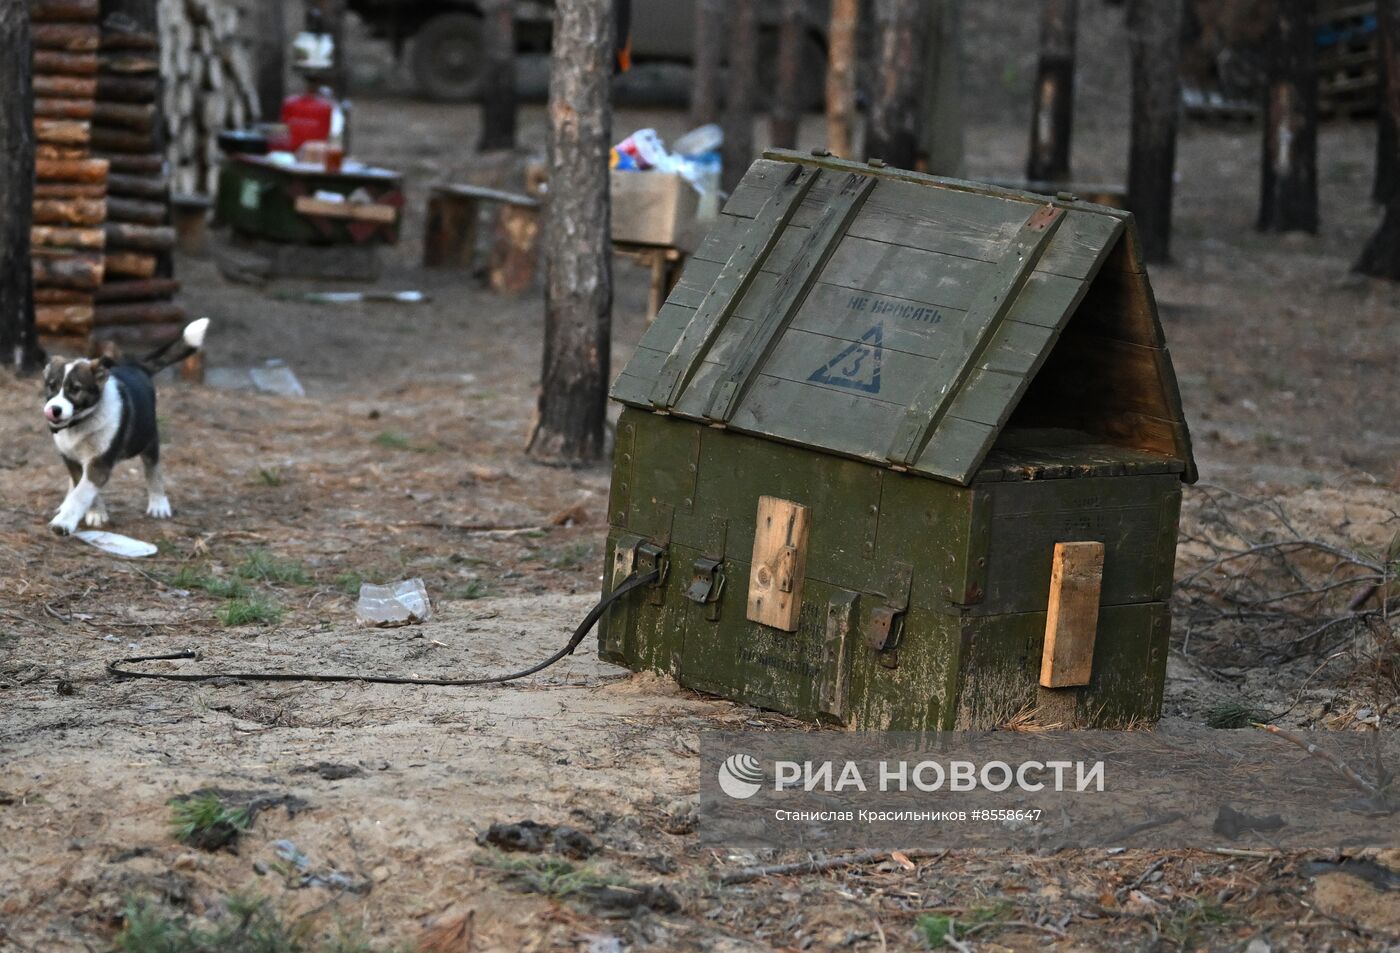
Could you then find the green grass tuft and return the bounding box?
[1206,702,1265,730]
[169,794,250,850]
[543,540,597,572]
[115,899,191,953]
[916,903,1012,949]
[479,852,619,901]
[255,467,284,487]
[372,430,437,453]
[169,566,250,600]
[217,595,283,626]
[334,571,365,596]
[917,913,957,948]
[236,549,311,585]
[169,564,205,589]
[1161,899,1232,947]
[116,894,404,953]
[373,430,411,449]
[444,579,490,600]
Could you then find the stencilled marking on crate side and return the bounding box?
[842,291,943,326]
[806,323,885,394]
[738,598,827,691]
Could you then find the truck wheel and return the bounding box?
[410,12,483,101]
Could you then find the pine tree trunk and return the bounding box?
[314,0,347,96]
[1258,0,1318,233]
[1377,50,1397,203]
[253,0,285,122]
[1027,0,1077,183]
[1126,0,1183,263]
[0,0,44,373]
[477,0,516,152]
[1358,0,1400,277]
[720,0,757,194]
[825,0,858,157]
[917,0,963,177]
[690,0,723,126]
[527,0,612,465]
[770,0,804,149]
[867,0,924,169]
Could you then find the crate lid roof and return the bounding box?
[612,150,1196,486]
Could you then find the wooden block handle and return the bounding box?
[747,496,811,632]
[1039,541,1105,689]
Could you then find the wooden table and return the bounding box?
[215,155,404,245]
[613,241,688,323]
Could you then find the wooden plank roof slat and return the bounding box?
[706,172,878,422]
[886,203,1067,468]
[649,164,818,410]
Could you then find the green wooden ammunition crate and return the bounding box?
[600,150,1195,731]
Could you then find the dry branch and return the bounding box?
[719,848,943,884]
[1256,723,1382,797]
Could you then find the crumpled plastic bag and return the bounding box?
[356,578,433,627]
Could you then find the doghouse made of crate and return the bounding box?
[599,150,1196,731]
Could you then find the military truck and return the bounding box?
[346,0,829,102]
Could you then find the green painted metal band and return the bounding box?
[648,164,818,410]
[887,204,1067,467]
[704,171,877,423]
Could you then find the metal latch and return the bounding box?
[866,605,905,653]
[866,562,913,667]
[686,557,726,620]
[686,557,724,604]
[636,542,669,605]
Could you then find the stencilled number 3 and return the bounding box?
[807,323,885,395]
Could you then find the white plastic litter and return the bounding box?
[672,123,723,156]
[249,360,306,397]
[74,530,158,558]
[356,578,433,627]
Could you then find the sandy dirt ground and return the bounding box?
[4,3,1400,950]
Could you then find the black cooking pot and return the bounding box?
[217,129,270,155]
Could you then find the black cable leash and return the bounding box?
[106,569,660,687]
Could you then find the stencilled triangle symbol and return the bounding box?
[807,323,884,394]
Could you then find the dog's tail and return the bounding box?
[138,318,209,374]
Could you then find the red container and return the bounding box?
[280,89,334,151]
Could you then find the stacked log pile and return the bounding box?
[30,0,194,358]
[157,0,259,196]
[31,0,107,343]
[93,3,186,349]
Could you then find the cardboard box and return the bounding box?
[610,170,698,248]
